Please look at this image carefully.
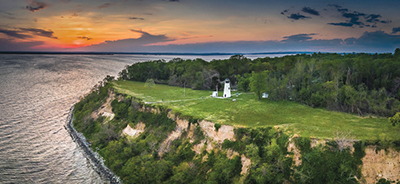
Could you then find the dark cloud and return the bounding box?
[26,0,47,12]
[355,31,400,49]
[282,33,317,42]
[280,9,288,15]
[366,14,381,23]
[0,38,44,51]
[98,3,115,9]
[342,12,365,26]
[287,13,310,20]
[328,22,354,27]
[327,4,348,13]
[129,17,144,20]
[0,28,32,39]
[301,7,319,16]
[327,4,389,28]
[19,28,58,39]
[81,30,174,51]
[77,36,92,40]
[169,0,180,2]
[392,27,400,34]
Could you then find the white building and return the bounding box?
[223,78,231,98]
[211,91,218,97]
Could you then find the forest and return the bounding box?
[119,49,400,117]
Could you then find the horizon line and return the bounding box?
[0,51,393,56]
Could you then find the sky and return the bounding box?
[0,0,400,53]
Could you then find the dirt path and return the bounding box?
[144,97,210,104]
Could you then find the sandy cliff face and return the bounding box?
[198,120,235,143]
[92,91,115,121]
[122,122,145,138]
[362,147,400,183]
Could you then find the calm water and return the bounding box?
[0,53,281,183]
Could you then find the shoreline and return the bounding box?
[64,106,121,184]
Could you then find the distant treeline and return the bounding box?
[119,49,400,117]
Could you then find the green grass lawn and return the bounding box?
[113,80,400,140]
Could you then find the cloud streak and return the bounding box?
[77,36,92,40]
[98,3,115,9]
[20,28,58,39]
[0,28,32,39]
[25,0,47,12]
[129,17,144,20]
[287,13,310,20]
[301,7,320,16]
[81,30,174,51]
[0,28,57,39]
[282,33,317,42]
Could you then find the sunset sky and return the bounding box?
[1,0,400,53]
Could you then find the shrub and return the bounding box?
[214,123,221,132]
[389,112,400,126]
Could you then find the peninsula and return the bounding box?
[72,52,400,183]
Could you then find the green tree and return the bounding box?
[389,112,400,126]
[394,48,400,58]
[250,71,268,100]
[236,73,251,92]
[144,78,155,90]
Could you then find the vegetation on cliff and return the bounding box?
[73,81,368,183]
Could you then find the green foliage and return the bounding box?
[214,123,221,132]
[236,73,251,92]
[389,112,400,126]
[293,140,364,184]
[144,78,156,90]
[192,125,204,145]
[294,137,312,153]
[376,178,399,184]
[250,71,269,100]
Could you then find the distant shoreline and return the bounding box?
[0,51,312,56]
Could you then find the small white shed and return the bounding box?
[262,93,269,98]
[211,91,218,97]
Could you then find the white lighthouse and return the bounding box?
[223,78,231,98]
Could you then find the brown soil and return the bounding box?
[361,147,400,183]
[91,90,115,121]
[198,120,235,143]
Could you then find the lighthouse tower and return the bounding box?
[223,78,231,98]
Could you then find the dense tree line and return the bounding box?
[120,49,400,117]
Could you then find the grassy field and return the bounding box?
[113,80,400,140]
